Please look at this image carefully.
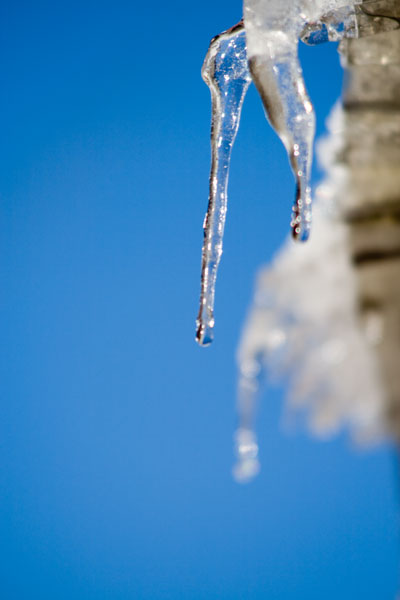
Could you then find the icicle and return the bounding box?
[244,0,317,242]
[196,23,251,346]
[241,0,396,244]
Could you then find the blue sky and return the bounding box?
[0,1,399,598]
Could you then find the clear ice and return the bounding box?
[243,0,340,242]
[196,1,398,350]
[243,1,371,239]
[242,0,399,245]
[194,1,400,480]
[196,23,252,346]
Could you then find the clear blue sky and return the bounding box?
[0,1,399,598]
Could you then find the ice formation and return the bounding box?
[196,1,400,346]
[244,0,318,244]
[196,0,400,478]
[233,104,385,482]
[196,24,252,346]
[196,1,366,346]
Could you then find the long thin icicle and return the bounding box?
[196,23,252,346]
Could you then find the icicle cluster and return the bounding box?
[196,0,365,346]
[195,1,400,479]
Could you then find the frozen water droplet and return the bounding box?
[196,3,390,347]
[196,23,251,346]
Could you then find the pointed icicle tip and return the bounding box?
[195,23,251,346]
[196,320,214,347]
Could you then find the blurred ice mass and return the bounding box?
[234,105,384,482]
[234,0,400,482]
